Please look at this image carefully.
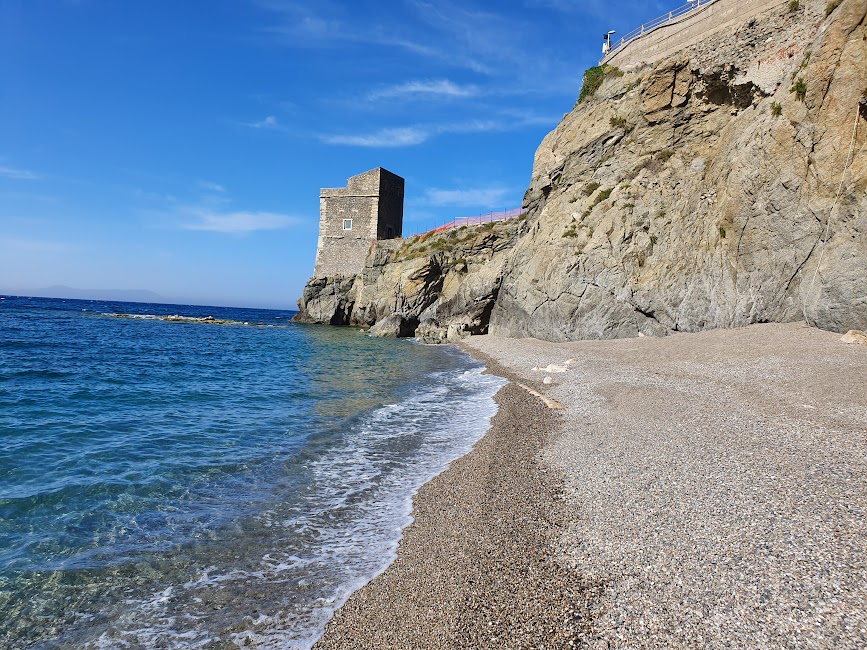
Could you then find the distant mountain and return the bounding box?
[1,286,296,310]
[24,286,168,303]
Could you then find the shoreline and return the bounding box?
[313,321,867,648]
[313,350,587,648]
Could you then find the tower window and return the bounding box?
[343,219,352,231]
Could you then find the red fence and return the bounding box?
[421,208,523,236]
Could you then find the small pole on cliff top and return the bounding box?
[603,30,615,56]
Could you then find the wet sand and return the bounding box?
[314,322,867,649]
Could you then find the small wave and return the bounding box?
[78,359,504,650]
[0,303,504,649]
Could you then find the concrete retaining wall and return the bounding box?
[604,0,788,68]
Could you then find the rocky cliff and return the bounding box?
[293,218,527,342]
[295,0,867,341]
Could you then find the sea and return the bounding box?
[0,295,505,649]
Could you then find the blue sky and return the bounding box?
[0,0,670,308]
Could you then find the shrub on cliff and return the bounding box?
[578,65,623,103]
[791,77,807,102]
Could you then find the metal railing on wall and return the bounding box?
[602,0,720,63]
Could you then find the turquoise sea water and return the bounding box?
[0,296,504,649]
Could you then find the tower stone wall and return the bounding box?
[313,168,404,278]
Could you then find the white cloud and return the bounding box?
[249,115,280,129]
[137,182,301,235]
[198,181,226,193]
[320,111,558,148]
[367,79,478,101]
[424,186,513,208]
[322,127,429,147]
[183,210,298,234]
[0,166,40,181]
[495,108,563,127]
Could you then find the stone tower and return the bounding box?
[313,168,405,277]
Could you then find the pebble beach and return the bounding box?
[315,322,867,648]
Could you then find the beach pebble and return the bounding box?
[461,322,867,648]
[840,329,867,345]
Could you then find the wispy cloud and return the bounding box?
[322,127,430,147]
[248,115,282,129]
[198,181,226,193]
[254,0,351,44]
[524,0,609,18]
[0,166,40,181]
[136,181,302,234]
[523,0,580,11]
[321,111,558,148]
[367,79,478,101]
[183,210,299,234]
[255,1,504,75]
[424,186,513,208]
[255,0,594,97]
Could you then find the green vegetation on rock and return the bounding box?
[792,51,811,80]
[578,65,623,104]
[791,77,807,102]
[595,187,613,204]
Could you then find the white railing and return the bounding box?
[602,0,720,63]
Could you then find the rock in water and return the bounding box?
[368,314,418,338]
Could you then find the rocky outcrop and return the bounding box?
[841,329,867,345]
[294,219,525,339]
[296,0,866,341]
[369,313,418,338]
[293,275,358,325]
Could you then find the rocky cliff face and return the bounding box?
[293,218,526,342]
[295,0,867,341]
